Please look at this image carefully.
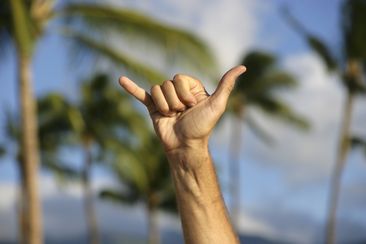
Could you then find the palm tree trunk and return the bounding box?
[147,201,160,244]
[229,106,246,230]
[17,53,43,244]
[82,145,100,244]
[325,92,354,244]
[17,159,27,244]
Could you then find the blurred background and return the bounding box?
[0,0,365,243]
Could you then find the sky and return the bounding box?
[0,0,366,243]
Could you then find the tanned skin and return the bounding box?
[119,65,246,244]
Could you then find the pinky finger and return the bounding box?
[119,76,153,108]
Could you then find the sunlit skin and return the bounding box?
[119,65,246,244]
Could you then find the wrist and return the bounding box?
[166,144,216,195]
[166,141,210,170]
[167,145,223,213]
[165,137,209,156]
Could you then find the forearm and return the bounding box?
[167,146,239,244]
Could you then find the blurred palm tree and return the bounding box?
[37,74,148,244]
[0,1,215,243]
[100,134,176,244]
[0,109,78,244]
[282,1,366,243]
[2,74,144,243]
[1,110,29,244]
[350,136,366,157]
[0,145,5,157]
[227,51,309,229]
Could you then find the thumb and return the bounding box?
[211,65,246,104]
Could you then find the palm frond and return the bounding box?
[342,0,366,60]
[0,1,13,61]
[62,29,166,84]
[307,37,338,71]
[245,114,275,145]
[99,188,139,205]
[105,130,177,213]
[41,155,80,180]
[238,51,277,88]
[78,73,149,147]
[4,109,20,142]
[350,136,366,157]
[247,71,298,101]
[281,6,338,71]
[114,148,149,194]
[256,96,310,130]
[9,0,36,56]
[0,145,5,158]
[236,51,299,103]
[37,93,78,151]
[158,186,177,213]
[261,71,298,90]
[59,3,216,75]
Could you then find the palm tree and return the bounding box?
[0,1,215,243]
[282,1,366,242]
[1,110,29,244]
[0,108,78,244]
[0,145,5,157]
[227,51,309,229]
[37,74,149,244]
[350,136,366,157]
[100,134,177,244]
[2,74,138,243]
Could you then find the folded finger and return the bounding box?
[172,74,197,107]
[161,80,186,112]
[151,85,171,116]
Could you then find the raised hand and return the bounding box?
[118,66,246,154]
[120,66,246,244]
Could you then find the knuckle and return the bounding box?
[159,106,170,114]
[180,95,192,103]
[177,92,195,105]
[173,74,192,84]
[162,81,174,93]
[150,85,160,94]
[173,74,184,81]
[162,80,172,87]
[171,103,185,111]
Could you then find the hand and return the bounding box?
[118,66,246,154]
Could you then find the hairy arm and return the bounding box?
[168,148,239,244]
[119,66,246,244]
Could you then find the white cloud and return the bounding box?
[107,0,267,74]
[259,52,366,183]
[0,182,18,241]
[353,96,366,136]
[250,205,320,244]
[0,182,17,210]
[237,211,276,239]
[247,52,344,182]
[212,51,366,185]
[195,0,265,70]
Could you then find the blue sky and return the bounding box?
[1,0,366,243]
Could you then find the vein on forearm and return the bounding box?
[167,149,238,244]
